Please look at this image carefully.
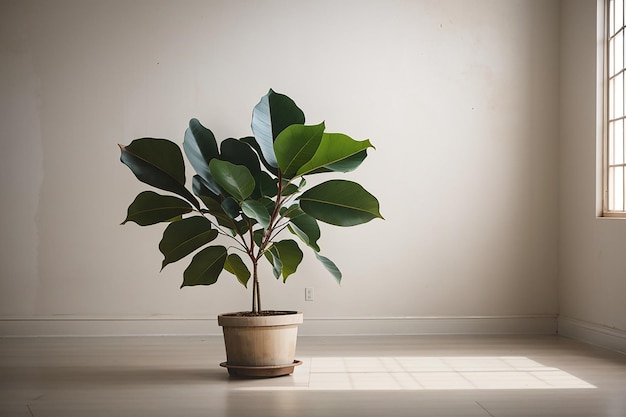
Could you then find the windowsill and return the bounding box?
[601,212,626,218]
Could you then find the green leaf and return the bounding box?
[315,253,342,284]
[261,196,276,214]
[268,239,303,282]
[193,177,238,230]
[192,175,220,203]
[241,200,271,229]
[181,246,227,287]
[224,253,251,287]
[183,119,220,194]
[240,136,279,176]
[209,159,255,201]
[251,89,305,168]
[296,133,374,177]
[274,123,325,178]
[264,250,283,279]
[280,177,306,197]
[220,138,261,177]
[205,199,238,229]
[299,180,383,226]
[221,197,241,219]
[325,149,368,172]
[253,229,264,247]
[235,219,249,235]
[122,191,192,226]
[281,182,300,196]
[119,139,199,209]
[301,151,368,175]
[159,216,218,269]
[220,138,266,199]
[286,208,321,252]
[258,171,278,197]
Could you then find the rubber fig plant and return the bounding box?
[119,89,383,314]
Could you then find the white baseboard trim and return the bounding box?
[300,315,558,336]
[0,315,557,337]
[558,316,626,355]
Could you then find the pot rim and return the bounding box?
[217,311,303,327]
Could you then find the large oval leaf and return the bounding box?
[274,122,325,178]
[122,191,192,226]
[251,89,305,168]
[264,249,283,280]
[119,139,199,209]
[220,138,264,198]
[159,216,218,269]
[224,253,251,288]
[296,133,374,177]
[315,253,342,284]
[267,239,303,282]
[286,207,321,252]
[220,138,261,177]
[241,200,271,229]
[183,118,220,193]
[209,159,255,201]
[181,245,227,287]
[299,180,383,226]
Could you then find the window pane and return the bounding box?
[609,37,615,77]
[608,167,624,211]
[610,78,615,119]
[617,0,624,31]
[609,167,615,210]
[615,166,624,211]
[616,73,624,118]
[616,120,625,165]
[615,31,624,76]
[610,0,615,34]
[610,122,615,165]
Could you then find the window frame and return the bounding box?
[603,0,626,217]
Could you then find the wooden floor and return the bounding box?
[1,334,625,416]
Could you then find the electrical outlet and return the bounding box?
[305,287,314,301]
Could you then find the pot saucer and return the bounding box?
[219,360,302,378]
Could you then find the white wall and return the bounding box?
[0,0,561,336]
[558,0,626,352]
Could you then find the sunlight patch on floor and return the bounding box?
[234,356,596,391]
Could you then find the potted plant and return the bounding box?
[119,89,383,377]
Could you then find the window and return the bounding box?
[604,0,626,216]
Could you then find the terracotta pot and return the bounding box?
[217,311,303,377]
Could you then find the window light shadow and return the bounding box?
[234,356,596,391]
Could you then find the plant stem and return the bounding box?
[250,172,293,314]
[251,261,260,313]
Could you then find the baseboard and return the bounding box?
[0,316,218,337]
[558,316,626,355]
[298,315,559,336]
[0,314,557,337]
